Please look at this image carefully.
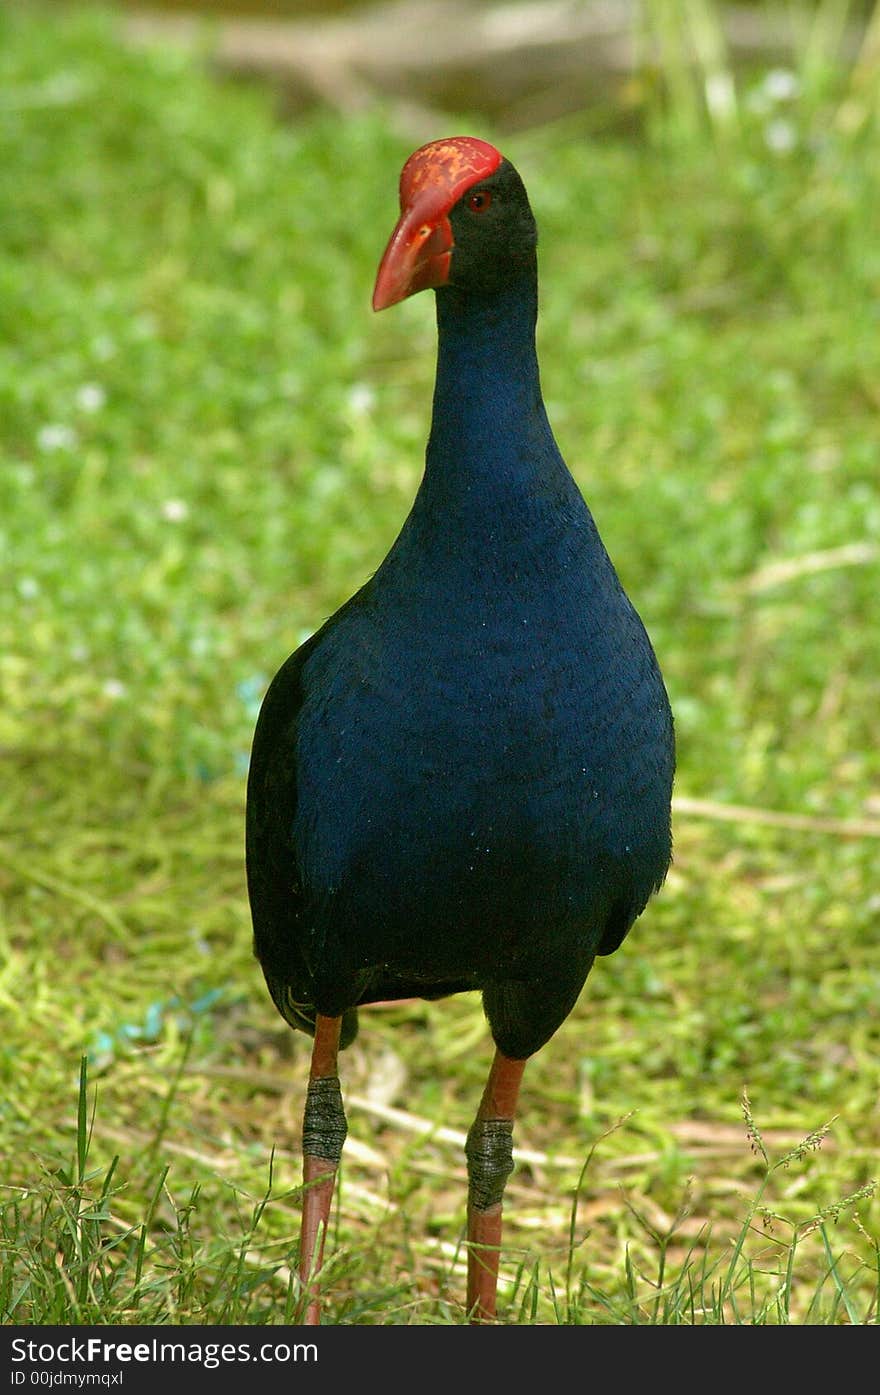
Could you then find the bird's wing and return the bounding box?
[245,599,366,1047]
[245,633,316,1021]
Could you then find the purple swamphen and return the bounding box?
[245,137,674,1323]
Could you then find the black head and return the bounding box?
[445,158,537,296]
[373,136,537,311]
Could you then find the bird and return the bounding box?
[245,135,674,1325]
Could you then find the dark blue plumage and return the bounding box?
[247,137,674,1322]
[246,158,674,1065]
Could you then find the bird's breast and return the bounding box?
[291,565,672,975]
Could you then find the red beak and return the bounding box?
[372,136,503,312]
[372,199,454,312]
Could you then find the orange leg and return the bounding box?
[299,1013,346,1325]
[465,1050,526,1323]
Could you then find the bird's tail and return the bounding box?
[265,975,359,1049]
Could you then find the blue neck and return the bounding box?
[420,274,566,504]
[379,269,598,597]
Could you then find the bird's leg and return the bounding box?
[299,1013,347,1325]
[465,1049,527,1323]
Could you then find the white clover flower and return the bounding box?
[76,382,107,413]
[161,498,189,522]
[347,383,376,415]
[764,119,797,154]
[763,69,799,103]
[37,423,78,452]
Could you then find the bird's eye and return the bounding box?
[467,190,492,213]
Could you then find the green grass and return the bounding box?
[1,4,879,1324]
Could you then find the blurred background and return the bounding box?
[53,0,880,135]
[1,0,879,1325]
